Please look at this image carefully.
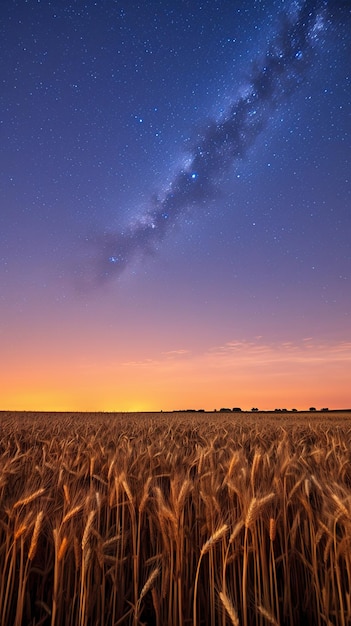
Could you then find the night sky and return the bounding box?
[1,0,350,412]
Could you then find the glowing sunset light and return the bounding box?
[2,338,349,412]
[1,1,350,412]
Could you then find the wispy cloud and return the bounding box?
[206,338,351,365]
[162,349,191,357]
[119,338,351,371]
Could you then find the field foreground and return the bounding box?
[0,411,351,626]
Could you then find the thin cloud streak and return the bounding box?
[125,339,351,368]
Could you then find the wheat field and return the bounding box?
[0,410,351,626]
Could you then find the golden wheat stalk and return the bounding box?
[14,487,46,509]
[331,493,349,518]
[226,451,240,479]
[62,504,83,524]
[57,536,68,562]
[154,486,177,527]
[121,476,134,505]
[193,524,228,626]
[229,520,244,544]
[28,511,44,560]
[138,567,160,604]
[63,483,70,505]
[103,535,121,549]
[175,478,191,515]
[245,493,275,528]
[151,587,160,626]
[250,452,261,492]
[95,491,101,510]
[14,522,28,541]
[201,524,228,555]
[82,510,96,552]
[257,604,279,625]
[245,497,258,528]
[219,591,240,626]
[269,517,276,542]
[139,476,152,514]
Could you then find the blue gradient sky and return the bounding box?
[1,0,350,411]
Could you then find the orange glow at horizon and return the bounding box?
[1,338,350,412]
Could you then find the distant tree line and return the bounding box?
[173,407,330,413]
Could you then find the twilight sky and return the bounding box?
[1,0,350,412]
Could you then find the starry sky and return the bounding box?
[1,0,350,412]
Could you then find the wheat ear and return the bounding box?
[219,591,240,626]
[62,504,83,524]
[14,487,46,509]
[82,510,96,552]
[138,567,160,604]
[201,524,228,555]
[57,536,68,562]
[269,517,276,542]
[28,511,44,560]
[257,604,279,625]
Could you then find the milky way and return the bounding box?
[89,0,329,285]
